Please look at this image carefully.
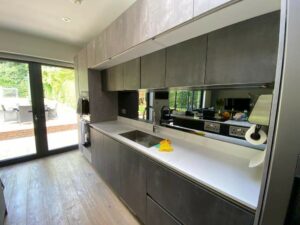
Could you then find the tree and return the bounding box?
[0,60,29,97]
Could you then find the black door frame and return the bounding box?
[0,58,78,167]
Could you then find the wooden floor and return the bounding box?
[0,150,140,225]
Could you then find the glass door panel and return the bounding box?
[0,60,37,161]
[41,65,78,151]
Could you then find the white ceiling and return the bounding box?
[0,0,136,47]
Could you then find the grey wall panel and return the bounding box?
[88,69,118,123]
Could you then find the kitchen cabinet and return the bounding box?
[95,31,108,65]
[90,128,103,174]
[74,48,89,97]
[141,49,166,89]
[120,144,147,224]
[105,64,124,91]
[87,39,96,68]
[90,128,120,194]
[166,35,207,87]
[123,58,141,90]
[102,134,121,194]
[123,2,142,51]
[194,0,235,17]
[107,16,125,58]
[139,0,193,41]
[0,181,6,225]
[205,11,280,85]
[147,159,254,225]
[147,197,180,225]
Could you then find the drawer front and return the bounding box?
[147,196,181,225]
[147,160,254,225]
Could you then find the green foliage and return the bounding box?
[42,66,76,108]
[0,60,29,97]
[0,61,76,108]
[169,90,202,111]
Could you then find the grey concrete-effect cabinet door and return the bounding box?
[120,145,147,224]
[106,16,125,58]
[90,129,120,194]
[87,39,96,68]
[139,0,193,41]
[194,0,236,17]
[95,31,108,65]
[147,159,254,225]
[102,135,121,195]
[123,2,142,51]
[90,128,104,174]
[77,48,89,95]
[166,35,207,87]
[147,197,181,225]
[141,49,166,89]
[123,58,141,90]
[105,64,124,91]
[205,11,280,85]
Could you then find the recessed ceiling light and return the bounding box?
[62,17,71,23]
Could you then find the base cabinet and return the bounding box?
[147,159,254,225]
[90,128,120,194]
[120,145,147,224]
[90,128,255,225]
[147,196,181,225]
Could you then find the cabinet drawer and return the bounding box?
[147,160,254,225]
[147,196,181,225]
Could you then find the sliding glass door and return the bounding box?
[0,59,78,165]
[0,60,37,161]
[41,65,78,151]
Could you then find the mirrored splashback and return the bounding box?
[118,87,273,149]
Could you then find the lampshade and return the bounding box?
[248,94,273,126]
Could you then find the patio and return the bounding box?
[0,100,78,161]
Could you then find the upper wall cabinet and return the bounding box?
[87,39,96,68]
[107,17,125,58]
[166,35,207,87]
[194,0,236,17]
[139,0,193,41]
[123,58,141,90]
[205,11,280,86]
[105,64,124,91]
[95,31,108,66]
[141,49,166,89]
[104,58,141,91]
[75,48,89,97]
[123,2,143,51]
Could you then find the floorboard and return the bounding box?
[0,150,140,225]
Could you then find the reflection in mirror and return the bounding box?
[133,87,273,149]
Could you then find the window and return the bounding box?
[169,90,203,112]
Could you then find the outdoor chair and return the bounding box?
[1,104,19,122]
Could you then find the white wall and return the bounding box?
[0,28,80,64]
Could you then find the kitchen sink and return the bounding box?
[119,130,163,148]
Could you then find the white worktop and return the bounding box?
[90,117,264,210]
